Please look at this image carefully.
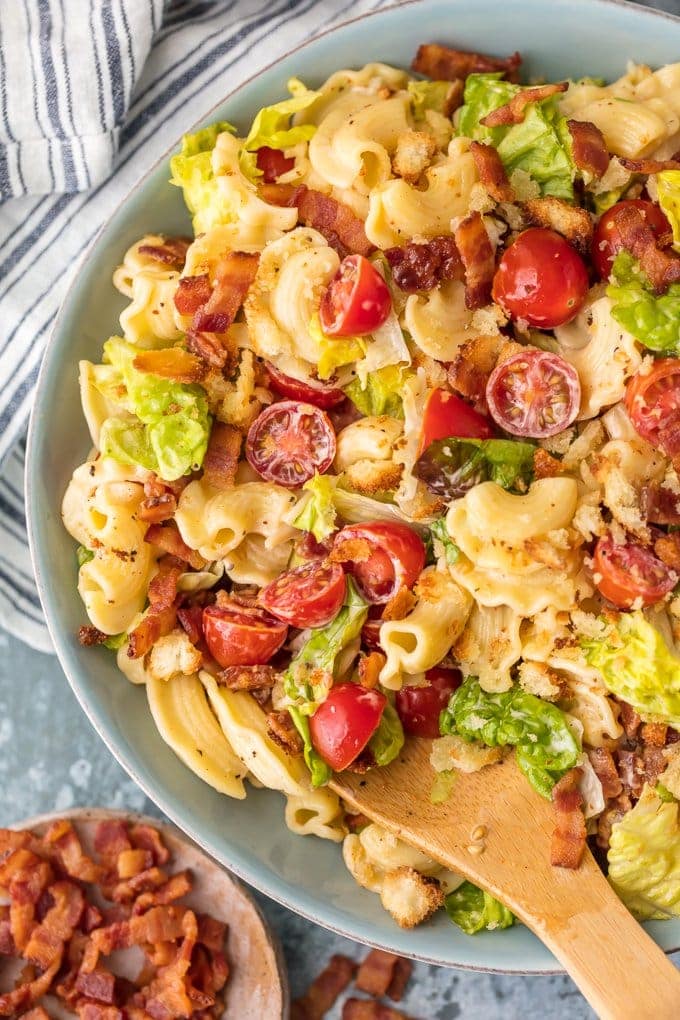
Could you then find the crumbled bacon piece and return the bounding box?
[75,967,117,1004]
[447,333,504,407]
[192,252,259,334]
[202,422,241,490]
[523,196,593,255]
[567,120,610,179]
[618,700,641,740]
[174,274,212,315]
[94,819,131,860]
[470,141,514,203]
[177,604,205,647]
[130,825,171,868]
[618,156,680,174]
[266,711,304,757]
[654,532,680,571]
[217,664,278,692]
[291,954,358,1020]
[132,348,206,384]
[587,748,622,800]
[454,211,495,309]
[358,651,386,690]
[384,235,462,293]
[78,626,108,647]
[138,237,190,270]
[641,482,680,525]
[533,448,565,479]
[596,793,632,850]
[550,767,586,869]
[297,186,374,258]
[604,202,680,293]
[481,82,568,127]
[342,1000,417,1020]
[144,522,206,572]
[185,329,230,370]
[138,492,177,524]
[126,604,177,661]
[412,43,521,83]
[641,722,668,747]
[355,950,413,1002]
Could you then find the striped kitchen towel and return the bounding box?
[0,0,398,652]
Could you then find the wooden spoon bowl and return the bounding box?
[2,808,289,1020]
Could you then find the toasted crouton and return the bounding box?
[146,629,202,682]
[523,196,594,254]
[379,867,444,928]
[343,460,404,495]
[392,131,437,184]
[517,661,565,701]
[448,333,504,404]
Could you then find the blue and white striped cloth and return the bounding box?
[0,0,678,653]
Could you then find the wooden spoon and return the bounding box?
[6,808,288,1020]
[331,742,680,1020]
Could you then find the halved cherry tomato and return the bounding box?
[310,683,386,770]
[259,560,346,628]
[333,522,426,603]
[319,255,392,337]
[486,349,581,438]
[246,401,336,488]
[256,146,295,183]
[593,533,675,609]
[420,388,494,453]
[265,362,345,409]
[395,667,463,738]
[492,227,589,328]
[203,601,288,667]
[625,359,680,459]
[361,617,384,651]
[592,199,670,280]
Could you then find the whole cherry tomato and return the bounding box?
[246,401,336,488]
[593,533,675,609]
[420,388,494,453]
[310,683,386,770]
[625,359,680,460]
[259,560,346,629]
[592,199,670,280]
[332,522,426,603]
[319,255,392,336]
[492,227,589,328]
[203,601,288,668]
[265,362,345,409]
[486,349,581,438]
[256,146,295,183]
[395,667,463,738]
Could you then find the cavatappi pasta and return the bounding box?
[63,42,680,935]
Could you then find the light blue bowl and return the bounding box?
[27,0,680,972]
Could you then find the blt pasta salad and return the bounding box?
[63,41,680,935]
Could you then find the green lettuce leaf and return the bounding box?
[344,365,409,419]
[308,313,366,380]
[408,80,455,120]
[169,121,235,234]
[458,73,574,200]
[292,474,338,541]
[368,703,404,767]
[284,578,368,716]
[429,518,460,565]
[103,633,127,651]
[76,545,94,567]
[288,706,332,787]
[608,786,680,919]
[241,79,319,173]
[445,882,515,934]
[415,437,535,500]
[657,170,680,252]
[582,610,680,726]
[607,251,680,352]
[430,769,456,804]
[440,677,581,799]
[98,338,211,482]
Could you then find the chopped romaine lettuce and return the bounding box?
[368,703,404,767]
[415,437,535,500]
[169,121,235,234]
[288,706,332,787]
[344,364,409,419]
[607,251,680,352]
[440,677,581,799]
[430,517,460,565]
[292,474,338,541]
[408,80,455,120]
[97,338,211,482]
[308,313,366,380]
[445,881,515,934]
[458,73,574,200]
[76,545,94,567]
[103,633,127,651]
[239,79,320,180]
[608,786,680,919]
[430,769,457,804]
[582,610,680,726]
[657,170,680,252]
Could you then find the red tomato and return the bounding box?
[592,199,670,280]
[593,534,675,609]
[333,522,426,603]
[492,228,589,328]
[310,683,386,770]
[256,146,295,183]
[420,388,494,453]
[265,362,345,409]
[246,401,336,488]
[625,359,680,458]
[203,602,288,668]
[319,255,392,336]
[361,618,383,651]
[259,560,346,628]
[486,349,581,438]
[395,667,463,738]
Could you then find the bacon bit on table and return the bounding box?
[587,748,622,800]
[481,82,568,127]
[469,141,514,203]
[523,196,594,254]
[603,202,680,293]
[144,521,207,571]
[132,347,206,384]
[618,156,680,174]
[355,950,413,1002]
[358,651,386,690]
[291,954,358,1020]
[384,235,461,293]
[138,236,191,270]
[567,120,610,179]
[550,767,586,870]
[202,421,241,490]
[447,333,504,407]
[411,42,521,83]
[0,819,229,1018]
[454,211,495,309]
